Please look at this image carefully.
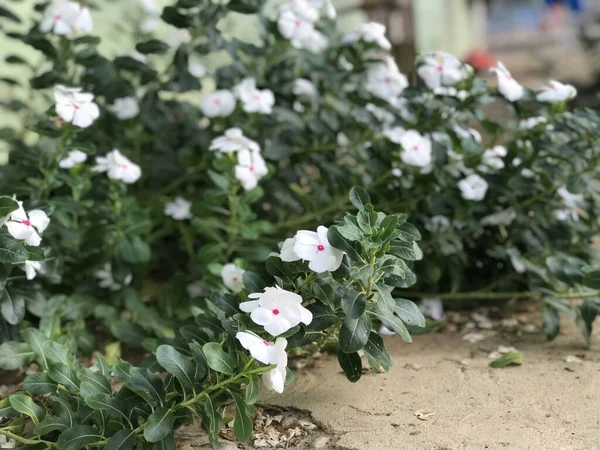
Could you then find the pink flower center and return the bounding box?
[23,220,31,227]
[232,276,238,281]
[253,94,261,101]
[121,164,128,169]
[262,340,269,346]
[73,103,80,110]
[249,165,255,173]
[213,98,221,105]
[437,65,444,72]
[294,19,301,27]
[384,76,391,84]
[272,309,280,315]
[317,244,325,252]
[54,14,62,20]
[471,184,477,190]
[226,137,232,141]
[412,145,419,151]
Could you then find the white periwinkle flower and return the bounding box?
[419,298,444,320]
[95,263,132,291]
[519,116,547,130]
[481,146,507,170]
[210,128,260,154]
[110,97,140,120]
[92,149,141,184]
[236,331,275,365]
[262,337,288,393]
[5,203,50,247]
[284,226,345,273]
[164,197,192,220]
[240,286,312,337]
[343,22,391,50]
[24,260,42,281]
[418,52,468,89]
[200,90,236,118]
[235,149,268,191]
[458,174,488,201]
[54,86,100,128]
[188,55,207,78]
[399,130,432,168]
[366,63,408,101]
[234,78,275,114]
[391,168,402,177]
[302,29,328,53]
[58,149,87,169]
[277,10,313,48]
[536,80,577,103]
[221,263,245,293]
[293,78,318,98]
[481,209,517,227]
[383,126,405,144]
[506,247,526,274]
[490,61,524,102]
[41,1,93,38]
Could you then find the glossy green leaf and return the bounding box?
[230,391,253,442]
[203,342,236,375]
[337,349,362,382]
[9,394,45,424]
[0,341,35,370]
[144,407,175,443]
[105,429,137,450]
[490,351,523,368]
[394,299,426,327]
[349,187,370,210]
[339,313,371,353]
[342,289,366,319]
[57,425,103,450]
[363,332,392,372]
[24,373,58,395]
[155,345,195,389]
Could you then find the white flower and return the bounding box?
[481,146,507,170]
[343,22,391,50]
[481,209,517,227]
[140,15,160,33]
[41,1,93,38]
[221,263,245,293]
[210,128,260,154]
[506,248,526,274]
[536,80,577,103]
[283,0,320,23]
[188,55,207,78]
[521,168,535,178]
[292,226,344,273]
[95,263,132,291]
[425,215,450,233]
[365,63,408,101]
[383,126,405,144]
[54,86,100,129]
[399,130,432,168]
[311,0,336,19]
[293,78,318,98]
[92,149,141,184]
[58,149,87,169]
[187,281,208,299]
[24,260,42,280]
[138,0,159,14]
[236,331,275,365]
[519,116,547,130]
[490,61,524,102]
[453,125,482,143]
[418,52,468,89]
[5,202,50,247]
[110,97,139,120]
[301,29,328,53]
[166,28,192,47]
[458,174,488,201]
[338,55,353,71]
[279,237,300,262]
[200,90,236,118]
[262,337,288,393]
[240,286,312,337]
[557,186,583,209]
[235,149,268,191]
[554,209,577,222]
[234,78,275,114]
[391,168,402,177]
[419,298,443,320]
[277,10,314,47]
[164,197,192,220]
[337,132,349,148]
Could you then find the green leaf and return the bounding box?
[24,373,58,395]
[542,304,560,341]
[242,271,266,292]
[0,341,34,370]
[349,187,370,210]
[230,391,253,442]
[48,363,80,393]
[79,370,112,395]
[396,222,421,242]
[378,215,399,241]
[327,227,363,263]
[337,349,362,382]
[339,313,371,353]
[337,217,362,241]
[136,39,170,54]
[389,241,422,261]
[0,236,29,264]
[582,270,600,289]
[22,328,50,370]
[34,415,70,435]
[371,305,412,343]
[266,256,294,286]
[578,300,599,345]
[363,332,392,372]
[129,368,165,403]
[84,394,128,421]
[209,292,239,316]
[0,6,21,23]
[490,351,523,368]
[144,407,175,443]
[1,290,25,325]
[394,299,426,327]
[357,205,378,233]
[156,345,195,389]
[0,196,19,217]
[245,378,260,405]
[203,342,236,375]
[152,434,176,450]
[308,303,338,331]
[57,425,103,450]
[105,429,137,450]
[198,396,222,445]
[9,394,45,425]
[119,236,151,263]
[342,289,366,319]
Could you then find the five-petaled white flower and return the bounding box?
[424,215,450,233]
[490,61,524,102]
[366,63,408,101]
[41,1,93,38]
[200,90,236,118]
[24,260,42,281]
[92,149,142,184]
[458,174,488,201]
[210,128,260,154]
[110,97,139,120]
[240,286,313,336]
[277,10,314,47]
[235,149,268,191]
[235,331,287,369]
[58,149,87,169]
[234,78,275,115]
[383,126,406,144]
[417,52,468,89]
[281,226,345,273]
[399,130,432,168]
[343,22,391,50]
[293,78,318,98]
[481,145,507,170]
[261,337,288,393]
[164,197,192,221]
[188,55,207,78]
[536,80,577,103]
[221,263,245,293]
[5,202,50,247]
[54,86,100,129]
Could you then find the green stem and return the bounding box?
[0,429,54,447]
[364,249,377,300]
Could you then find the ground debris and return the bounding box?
[414,410,435,421]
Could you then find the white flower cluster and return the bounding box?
[365,58,408,104]
[210,128,268,190]
[277,0,329,52]
[279,226,344,273]
[41,0,93,39]
[54,86,100,129]
[200,79,275,118]
[343,22,391,50]
[417,52,470,90]
[92,149,142,184]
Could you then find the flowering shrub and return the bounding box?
[1,0,600,446]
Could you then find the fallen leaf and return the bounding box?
[490,351,523,368]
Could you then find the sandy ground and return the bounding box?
[262,322,600,450]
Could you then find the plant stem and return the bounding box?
[364,249,377,299]
[0,429,54,447]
